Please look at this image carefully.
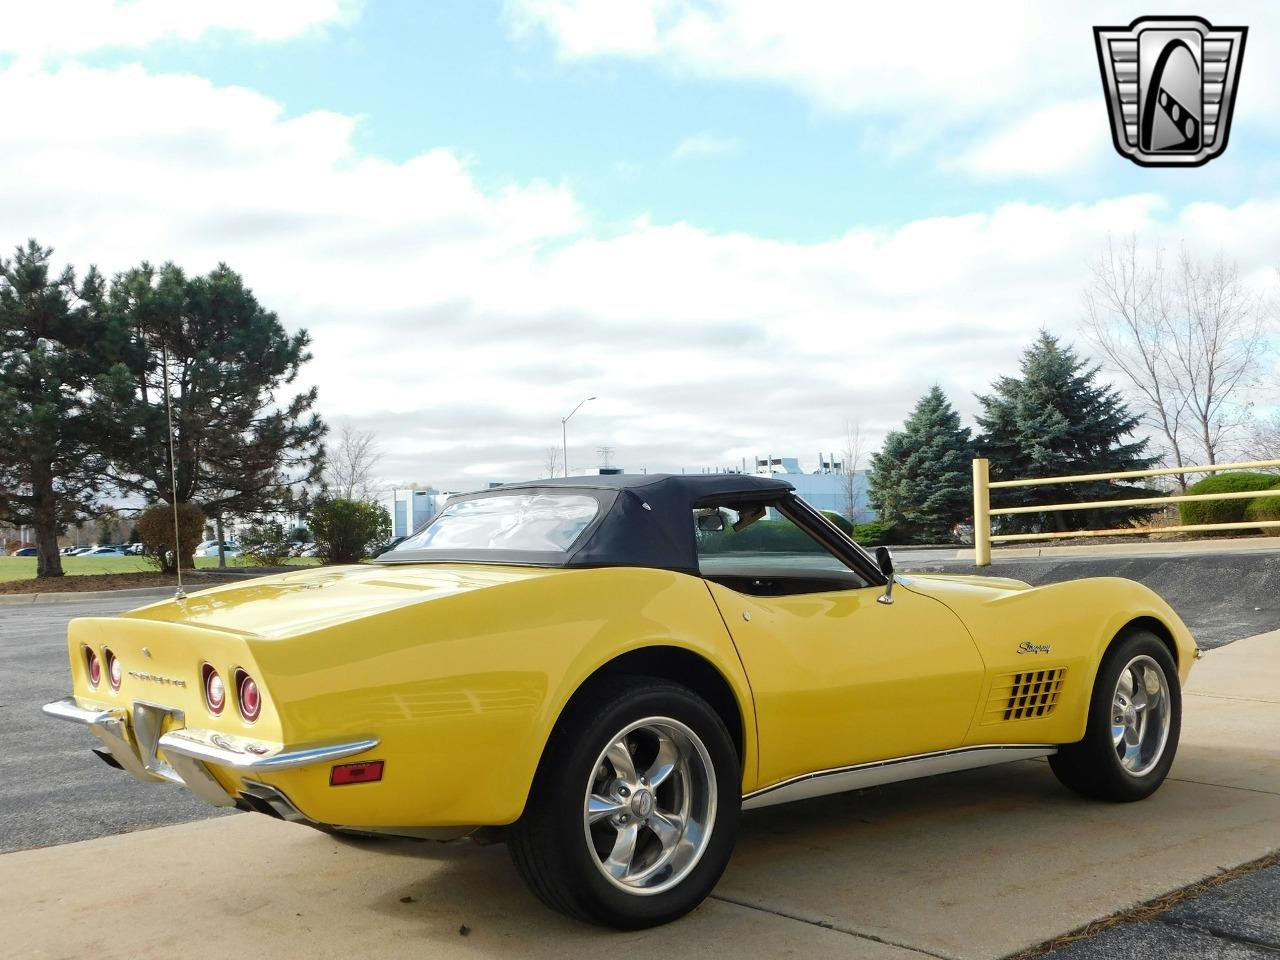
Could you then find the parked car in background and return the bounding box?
[10,547,38,556]
[69,546,96,556]
[82,546,126,556]
[196,542,241,558]
[126,543,145,555]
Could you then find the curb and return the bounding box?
[951,535,1280,562]
[0,577,258,607]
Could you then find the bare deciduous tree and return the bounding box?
[324,424,382,501]
[1242,412,1280,465]
[839,419,864,520]
[1085,238,1270,487]
[541,446,563,480]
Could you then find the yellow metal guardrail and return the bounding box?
[972,458,1280,566]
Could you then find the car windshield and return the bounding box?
[390,493,600,555]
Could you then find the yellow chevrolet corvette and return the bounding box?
[46,474,1197,928]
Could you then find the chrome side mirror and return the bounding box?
[875,546,895,605]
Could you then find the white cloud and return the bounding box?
[509,1,1280,174]
[508,1,1085,116]
[954,98,1108,178]
[3,60,1278,487]
[671,131,741,161]
[0,0,358,59]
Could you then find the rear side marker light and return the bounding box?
[105,649,122,691]
[85,648,101,688]
[202,663,224,715]
[330,761,384,786]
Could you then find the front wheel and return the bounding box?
[1050,630,1181,802]
[509,677,740,928]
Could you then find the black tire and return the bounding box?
[509,676,740,929]
[1050,630,1181,802]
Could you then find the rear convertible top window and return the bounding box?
[395,494,600,554]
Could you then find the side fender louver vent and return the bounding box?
[983,668,1066,723]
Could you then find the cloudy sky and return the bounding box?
[2,1,1279,488]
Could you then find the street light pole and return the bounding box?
[560,396,597,478]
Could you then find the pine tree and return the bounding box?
[0,241,134,577]
[105,262,326,563]
[869,386,973,542]
[976,331,1155,533]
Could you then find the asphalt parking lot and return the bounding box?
[1042,861,1280,959]
[0,597,231,853]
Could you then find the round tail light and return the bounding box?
[202,663,225,715]
[105,649,122,691]
[235,669,261,722]
[85,648,101,687]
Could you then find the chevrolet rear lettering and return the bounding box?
[127,671,187,687]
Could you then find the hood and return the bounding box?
[898,572,1036,626]
[120,563,566,639]
[901,572,1034,594]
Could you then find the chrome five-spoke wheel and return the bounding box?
[509,678,739,928]
[1050,630,1182,803]
[584,717,717,894]
[1111,654,1172,776]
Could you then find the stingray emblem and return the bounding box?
[1094,16,1246,167]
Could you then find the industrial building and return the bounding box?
[745,456,873,522]
[382,488,451,539]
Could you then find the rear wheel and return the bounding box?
[509,677,740,928]
[1050,630,1181,802]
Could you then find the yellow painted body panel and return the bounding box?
[65,564,756,827]
[65,617,283,748]
[899,573,1197,745]
[705,580,984,787]
[60,562,1196,829]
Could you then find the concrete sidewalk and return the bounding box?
[5,632,1278,960]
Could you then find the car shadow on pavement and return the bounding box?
[347,749,1277,957]
[344,763,1092,948]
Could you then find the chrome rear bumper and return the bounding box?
[43,696,378,811]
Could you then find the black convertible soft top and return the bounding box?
[377,473,797,573]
